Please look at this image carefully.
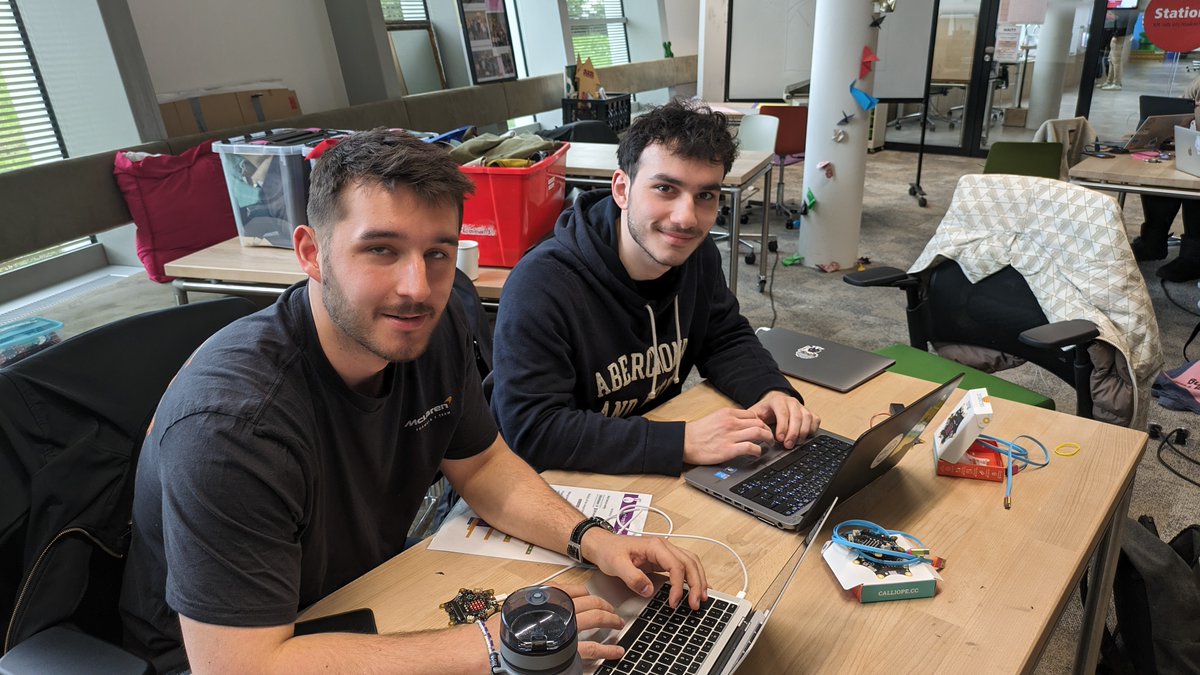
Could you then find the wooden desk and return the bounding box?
[299,372,1145,674]
[564,142,775,295]
[163,237,510,306]
[1069,154,1200,204]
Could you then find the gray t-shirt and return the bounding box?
[119,283,497,672]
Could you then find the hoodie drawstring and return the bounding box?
[644,297,683,400]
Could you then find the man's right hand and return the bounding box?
[682,407,775,466]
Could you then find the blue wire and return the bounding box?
[976,434,1049,507]
[831,519,936,567]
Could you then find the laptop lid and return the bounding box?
[685,373,964,531]
[722,498,837,673]
[1125,114,1195,150]
[1177,126,1200,178]
[757,328,895,393]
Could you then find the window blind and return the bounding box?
[567,0,629,67]
[380,0,429,23]
[0,0,64,173]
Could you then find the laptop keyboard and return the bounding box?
[729,434,853,516]
[594,583,735,675]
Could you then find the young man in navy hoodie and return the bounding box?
[491,100,819,476]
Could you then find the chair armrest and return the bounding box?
[1018,319,1099,350]
[0,626,152,675]
[843,266,913,287]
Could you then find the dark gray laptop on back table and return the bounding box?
[757,328,895,393]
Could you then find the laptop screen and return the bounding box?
[757,498,837,618]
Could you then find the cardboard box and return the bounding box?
[933,388,992,464]
[159,88,301,137]
[1003,107,1028,128]
[823,535,942,603]
[937,440,1023,483]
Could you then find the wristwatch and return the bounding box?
[567,516,614,564]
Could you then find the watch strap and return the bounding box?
[567,516,614,564]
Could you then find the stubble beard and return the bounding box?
[319,253,436,364]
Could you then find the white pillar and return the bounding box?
[1026,2,1075,128]
[798,0,875,269]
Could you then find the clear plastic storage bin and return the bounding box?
[213,128,347,249]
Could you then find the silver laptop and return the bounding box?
[685,373,963,531]
[1124,114,1195,151]
[1177,126,1200,178]
[586,499,836,675]
[757,328,895,393]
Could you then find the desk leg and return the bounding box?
[727,187,742,295]
[1073,482,1133,675]
[171,280,190,306]
[758,165,772,292]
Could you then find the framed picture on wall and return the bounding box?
[458,0,517,84]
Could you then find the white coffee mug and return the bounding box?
[457,240,480,280]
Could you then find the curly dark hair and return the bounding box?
[307,128,474,241]
[617,98,739,180]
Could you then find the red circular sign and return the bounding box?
[1143,0,1200,53]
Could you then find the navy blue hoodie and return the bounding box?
[490,190,800,476]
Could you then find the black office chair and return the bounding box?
[845,173,1160,427]
[537,120,620,144]
[0,297,256,674]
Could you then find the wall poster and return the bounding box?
[458,0,517,84]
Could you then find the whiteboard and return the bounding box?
[727,0,816,101]
[726,0,937,102]
[874,0,939,101]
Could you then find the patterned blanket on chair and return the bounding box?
[910,173,1163,428]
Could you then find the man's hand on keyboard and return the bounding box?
[683,408,774,466]
[548,584,627,662]
[749,391,820,449]
[581,528,708,611]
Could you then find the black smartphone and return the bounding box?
[1083,151,1114,159]
[293,608,378,636]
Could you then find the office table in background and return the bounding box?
[300,371,1145,674]
[163,237,509,306]
[1070,154,1200,205]
[564,142,775,295]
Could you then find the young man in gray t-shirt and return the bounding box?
[119,130,709,674]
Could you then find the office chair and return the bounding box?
[759,105,808,224]
[983,142,1063,180]
[844,174,1161,428]
[538,120,620,144]
[713,113,778,264]
[0,297,257,674]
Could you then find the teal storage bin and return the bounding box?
[0,317,63,367]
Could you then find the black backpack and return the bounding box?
[1096,515,1200,675]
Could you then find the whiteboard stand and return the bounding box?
[907,94,932,208]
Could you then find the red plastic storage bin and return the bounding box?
[459,142,569,268]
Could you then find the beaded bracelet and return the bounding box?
[476,619,503,674]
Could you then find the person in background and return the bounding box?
[119,129,709,674]
[1130,77,1200,282]
[490,99,819,477]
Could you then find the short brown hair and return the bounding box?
[306,128,475,238]
[617,98,738,180]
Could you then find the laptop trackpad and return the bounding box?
[580,572,666,645]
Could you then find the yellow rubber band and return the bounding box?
[1053,442,1081,457]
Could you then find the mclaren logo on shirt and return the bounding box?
[405,396,453,431]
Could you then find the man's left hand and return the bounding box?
[580,529,708,610]
[749,391,819,449]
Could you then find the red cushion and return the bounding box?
[113,140,237,283]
